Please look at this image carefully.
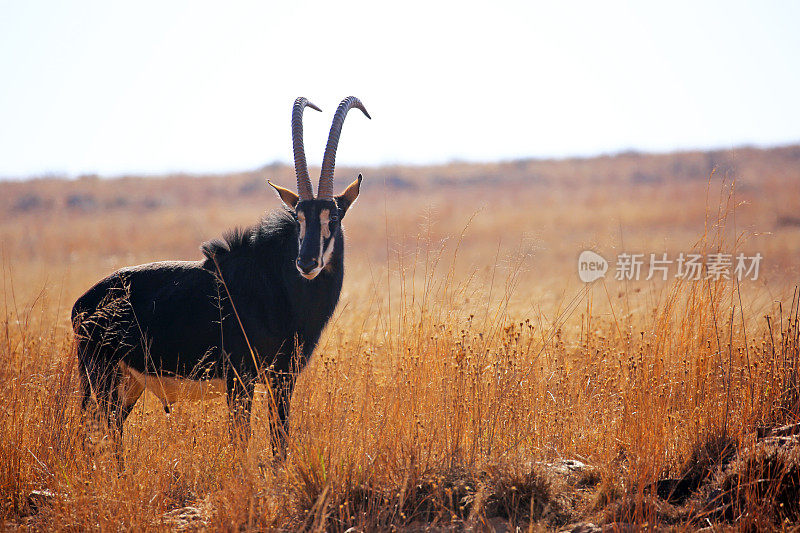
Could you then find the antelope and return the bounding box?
[72,96,370,456]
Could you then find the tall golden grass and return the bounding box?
[1,147,800,530]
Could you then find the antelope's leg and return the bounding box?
[268,372,296,458]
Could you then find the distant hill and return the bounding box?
[3,144,799,218]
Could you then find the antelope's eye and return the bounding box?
[330,213,339,223]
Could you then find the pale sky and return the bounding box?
[1,1,798,178]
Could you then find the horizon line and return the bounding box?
[2,140,799,182]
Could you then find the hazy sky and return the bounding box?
[1,1,798,178]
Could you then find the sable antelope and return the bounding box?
[72,96,370,454]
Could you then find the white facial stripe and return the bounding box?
[298,212,306,240]
[319,226,324,265]
[321,235,335,270]
[320,209,331,239]
[316,209,330,268]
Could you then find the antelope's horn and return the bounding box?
[317,96,370,199]
[292,97,321,201]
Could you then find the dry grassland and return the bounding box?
[1,145,800,530]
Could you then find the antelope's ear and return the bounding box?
[267,180,299,209]
[335,174,362,216]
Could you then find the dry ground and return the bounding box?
[1,146,800,530]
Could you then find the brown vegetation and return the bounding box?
[1,145,800,530]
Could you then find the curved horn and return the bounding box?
[318,96,371,199]
[292,97,322,201]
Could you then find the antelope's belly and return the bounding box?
[118,361,225,404]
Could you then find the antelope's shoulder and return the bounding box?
[200,210,297,263]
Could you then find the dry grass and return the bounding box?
[2,146,800,530]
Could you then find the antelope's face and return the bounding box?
[294,199,340,279]
[267,96,370,280]
[269,174,363,281]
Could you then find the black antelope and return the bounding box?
[72,96,370,455]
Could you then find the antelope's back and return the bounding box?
[71,260,222,367]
